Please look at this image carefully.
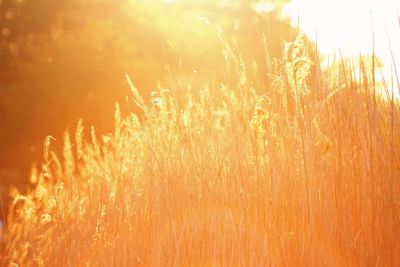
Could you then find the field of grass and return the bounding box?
[1,35,400,266]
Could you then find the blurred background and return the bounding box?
[0,0,298,205]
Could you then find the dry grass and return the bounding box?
[1,35,400,266]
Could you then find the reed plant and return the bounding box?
[2,35,400,266]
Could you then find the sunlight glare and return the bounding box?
[284,0,400,86]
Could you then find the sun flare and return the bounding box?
[284,0,400,68]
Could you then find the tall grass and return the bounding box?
[2,35,400,266]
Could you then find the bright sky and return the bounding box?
[283,0,400,77]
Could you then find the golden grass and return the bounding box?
[2,35,400,266]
